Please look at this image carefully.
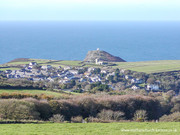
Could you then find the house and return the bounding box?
[84,72,91,77]
[79,78,87,82]
[131,78,144,84]
[64,66,71,70]
[29,62,37,68]
[6,74,15,78]
[120,69,126,73]
[59,79,71,84]
[25,67,32,70]
[125,75,132,80]
[147,84,159,91]
[101,70,107,74]
[5,70,12,74]
[47,77,54,82]
[106,72,115,79]
[41,65,52,70]
[90,76,101,82]
[95,58,104,65]
[131,85,140,90]
[69,70,78,75]
[88,67,95,72]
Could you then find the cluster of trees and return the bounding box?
[90,82,110,92]
[0,93,179,122]
[0,78,45,90]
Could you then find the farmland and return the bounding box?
[0,89,71,98]
[0,122,179,135]
[3,58,180,73]
[114,60,180,73]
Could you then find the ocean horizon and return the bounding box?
[0,21,180,64]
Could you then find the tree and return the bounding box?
[49,114,65,123]
[108,75,114,83]
[97,109,124,121]
[147,77,156,84]
[133,110,147,122]
[0,99,39,120]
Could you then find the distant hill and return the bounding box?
[84,49,126,62]
[8,58,30,63]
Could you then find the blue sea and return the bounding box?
[0,21,180,64]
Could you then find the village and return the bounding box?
[2,61,160,92]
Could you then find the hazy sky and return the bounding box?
[0,0,180,21]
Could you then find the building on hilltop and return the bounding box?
[95,58,104,65]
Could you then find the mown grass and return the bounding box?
[114,60,180,73]
[0,89,66,98]
[0,122,179,135]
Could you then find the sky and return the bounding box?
[0,0,180,21]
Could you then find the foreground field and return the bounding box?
[0,122,179,135]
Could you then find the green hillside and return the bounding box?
[114,60,180,73]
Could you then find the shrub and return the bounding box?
[23,98,52,120]
[77,97,100,118]
[97,109,124,121]
[49,100,81,121]
[71,116,83,123]
[133,110,147,122]
[159,112,180,122]
[49,114,65,123]
[87,117,107,123]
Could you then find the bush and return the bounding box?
[71,116,83,123]
[77,97,100,118]
[159,112,180,122]
[23,98,52,120]
[0,99,40,120]
[97,109,124,121]
[133,110,147,122]
[49,100,81,121]
[87,117,108,123]
[49,114,65,123]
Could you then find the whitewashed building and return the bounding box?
[147,84,159,91]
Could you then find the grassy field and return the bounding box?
[3,58,180,73]
[114,60,180,73]
[0,122,179,135]
[0,67,20,71]
[0,89,68,98]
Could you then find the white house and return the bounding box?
[88,67,95,72]
[131,85,140,90]
[131,78,144,84]
[29,62,37,68]
[95,58,104,65]
[90,76,101,82]
[101,70,107,74]
[147,84,159,91]
[41,65,52,70]
[69,70,78,75]
[64,66,71,70]
[125,75,132,80]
